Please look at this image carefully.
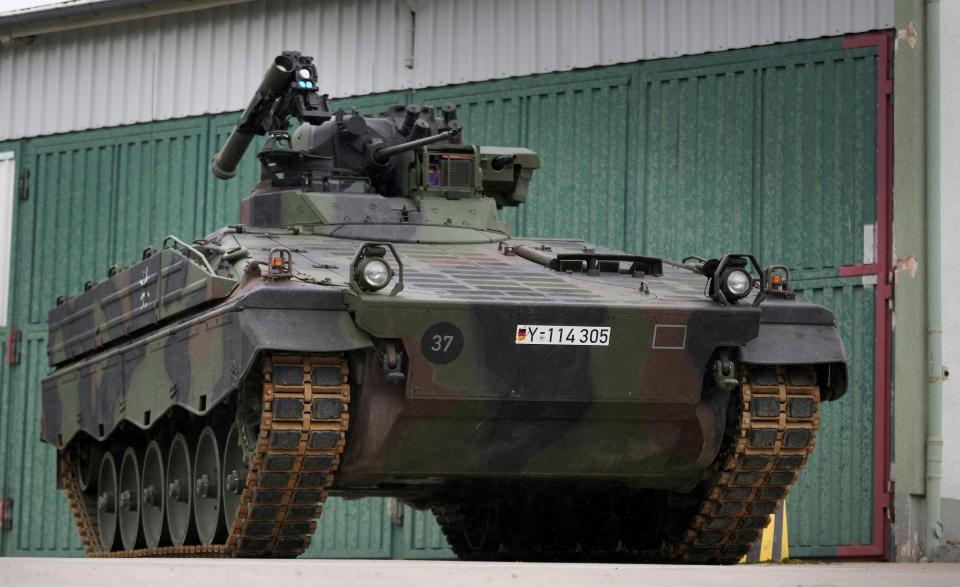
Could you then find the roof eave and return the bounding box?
[0,0,255,43]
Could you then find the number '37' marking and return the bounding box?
[431,335,455,352]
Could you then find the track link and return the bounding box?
[433,364,820,563]
[61,353,350,558]
[674,364,819,563]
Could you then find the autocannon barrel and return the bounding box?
[372,128,460,164]
[212,55,297,180]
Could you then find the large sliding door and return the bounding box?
[417,36,887,557]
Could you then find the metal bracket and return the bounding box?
[712,352,739,393]
[5,329,20,366]
[497,241,516,256]
[17,168,29,201]
[378,342,405,382]
[162,235,217,274]
[763,264,796,299]
[263,247,294,281]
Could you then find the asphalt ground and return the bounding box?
[1,559,959,587]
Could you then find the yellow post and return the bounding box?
[739,500,789,563]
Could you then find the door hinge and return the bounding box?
[17,168,29,201]
[5,329,21,366]
[0,496,12,530]
[885,477,896,523]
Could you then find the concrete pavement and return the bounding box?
[1,558,959,587]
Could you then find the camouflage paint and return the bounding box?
[47,248,237,366]
[42,207,843,496]
[41,273,372,447]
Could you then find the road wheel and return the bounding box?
[193,426,227,545]
[118,447,145,551]
[221,421,249,531]
[141,440,170,548]
[96,452,120,551]
[166,433,197,546]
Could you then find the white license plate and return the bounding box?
[514,325,611,346]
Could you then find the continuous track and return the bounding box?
[674,363,819,563]
[63,359,817,562]
[434,364,820,564]
[61,353,350,558]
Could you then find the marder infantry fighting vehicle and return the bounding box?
[41,51,848,562]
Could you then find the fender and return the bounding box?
[238,307,372,353]
[738,300,848,401]
[41,304,372,448]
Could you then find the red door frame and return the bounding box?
[836,31,894,560]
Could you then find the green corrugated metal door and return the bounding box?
[757,47,880,554]
[394,507,454,559]
[630,41,879,555]
[0,118,215,556]
[305,499,453,559]
[4,129,125,555]
[2,333,76,555]
[416,66,635,249]
[633,41,880,555]
[307,498,392,558]
[0,36,881,558]
[419,37,880,556]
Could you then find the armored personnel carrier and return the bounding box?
[41,51,847,562]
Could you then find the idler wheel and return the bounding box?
[118,447,145,551]
[141,440,170,549]
[96,452,120,551]
[221,422,249,530]
[74,441,102,493]
[165,433,197,546]
[193,426,227,545]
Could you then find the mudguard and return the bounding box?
[40,305,371,447]
[739,315,848,401]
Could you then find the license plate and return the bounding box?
[514,325,611,346]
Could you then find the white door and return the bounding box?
[0,152,15,328]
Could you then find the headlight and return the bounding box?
[357,258,392,291]
[721,268,753,300]
[725,270,752,295]
[703,254,763,305]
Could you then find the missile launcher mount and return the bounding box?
[41,51,847,562]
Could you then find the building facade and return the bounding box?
[0,0,949,561]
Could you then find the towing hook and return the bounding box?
[713,357,739,393]
[378,342,405,382]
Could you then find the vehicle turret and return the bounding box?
[211,51,540,217]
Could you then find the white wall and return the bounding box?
[0,151,14,328]
[0,0,894,140]
[940,0,960,504]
